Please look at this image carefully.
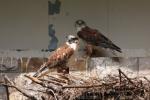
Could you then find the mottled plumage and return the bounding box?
[33,35,79,78]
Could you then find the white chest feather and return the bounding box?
[76,25,86,32]
[66,42,77,50]
[76,27,82,32]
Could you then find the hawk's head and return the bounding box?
[75,20,86,32]
[66,35,79,50]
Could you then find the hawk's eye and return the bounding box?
[75,41,78,44]
[68,39,72,43]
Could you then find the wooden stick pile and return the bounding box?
[1,69,150,100]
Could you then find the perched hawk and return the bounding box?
[33,35,79,78]
[75,20,122,56]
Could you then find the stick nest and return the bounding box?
[1,69,150,100]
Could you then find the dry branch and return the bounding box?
[39,79,63,86]
[24,75,62,93]
[3,76,10,100]
[2,75,38,100]
[144,77,150,83]
[46,75,68,83]
[62,82,117,89]
[118,69,137,87]
[2,69,149,100]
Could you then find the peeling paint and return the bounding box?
[48,0,61,15]
[48,24,58,51]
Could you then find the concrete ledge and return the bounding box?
[0,49,150,57]
[89,57,150,78]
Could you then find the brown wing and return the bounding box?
[77,26,122,52]
[46,44,74,67]
[77,26,98,44]
[33,44,74,77]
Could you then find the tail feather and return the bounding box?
[100,43,122,53]
[111,43,122,53]
[33,63,47,77]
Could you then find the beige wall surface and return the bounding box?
[0,0,150,49]
[109,0,150,49]
[48,0,108,47]
[0,0,48,49]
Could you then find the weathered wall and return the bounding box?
[89,57,150,78]
[0,0,150,49]
[0,0,48,49]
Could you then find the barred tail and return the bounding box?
[33,63,47,77]
[112,44,122,53]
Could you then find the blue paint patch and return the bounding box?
[48,24,58,51]
[48,0,61,15]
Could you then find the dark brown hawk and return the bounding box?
[75,20,122,56]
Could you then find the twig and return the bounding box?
[54,73,70,80]
[144,77,150,92]
[63,84,102,88]
[46,75,67,83]
[62,82,117,89]
[46,89,58,100]
[144,77,150,83]
[3,83,37,100]
[119,68,122,85]
[118,69,137,87]
[24,75,62,93]
[2,75,38,100]
[3,76,10,100]
[25,75,59,100]
[39,79,63,86]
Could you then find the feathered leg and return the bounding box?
[85,44,93,57]
[56,65,70,84]
[57,66,69,74]
[33,63,69,78]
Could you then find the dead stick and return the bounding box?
[3,75,37,100]
[25,75,61,93]
[62,82,117,89]
[119,68,122,85]
[46,75,67,83]
[1,83,37,100]
[119,68,122,97]
[54,73,70,80]
[24,74,42,83]
[144,77,150,92]
[118,69,137,87]
[4,76,10,100]
[39,79,63,86]
[25,75,59,100]
[144,77,150,83]
[46,89,58,100]
[4,75,14,85]
[63,84,102,88]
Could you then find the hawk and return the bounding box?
[75,20,122,56]
[33,35,79,78]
